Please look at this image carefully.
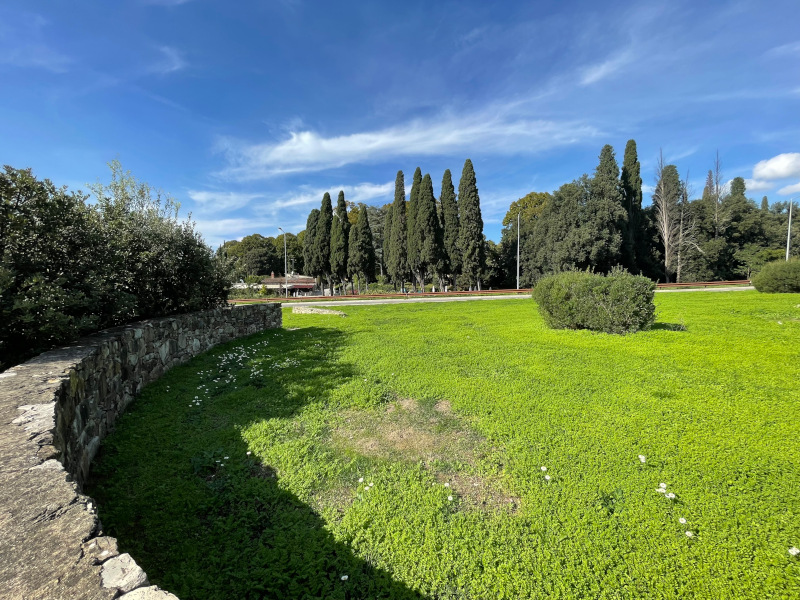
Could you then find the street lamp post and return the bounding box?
[787,198,795,261]
[278,227,288,298]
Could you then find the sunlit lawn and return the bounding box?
[88,291,800,599]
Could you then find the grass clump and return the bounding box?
[752,259,800,293]
[532,269,656,334]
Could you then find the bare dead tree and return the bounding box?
[710,150,730,239]
[675,170,703,283]
[653,150,680,282]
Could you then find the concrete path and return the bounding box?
[284,286,754,308]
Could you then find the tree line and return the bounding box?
[301,159,489,293]
[501,141,797,286]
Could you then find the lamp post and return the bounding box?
[516,210,520,290]
[787,198,795,261]
[278,227,288,298]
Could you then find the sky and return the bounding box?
[1,0,799,247]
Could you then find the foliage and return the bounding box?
[386,171,408,285]
[457,159,485,289]
[0,163,228,370]
[532,269,656,334]
[315,193,334,292]
[302,209,321,280]
[347,203,376,291]
[752,259,800,293]
[330,191,350,285]
[439,169,459,280]
[89,293,800,599]
[406,168,423,289]
[221,234,280,279]
[621,139,643,271]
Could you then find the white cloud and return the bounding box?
[743,179,773,193]
[143,0,194,5]
[149,46,186,75]
[777,181,800,196]
[753,153,800,180]
[579,51,632,86]
[187,190,263,212]
[217,108,600,180]
[270,182,394,211]
[765,41,800,56]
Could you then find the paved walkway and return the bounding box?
[285,286,754,308]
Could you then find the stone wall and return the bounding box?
[0,303,281,599]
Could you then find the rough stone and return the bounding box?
[119,585,181,599]
[101,553,149,593]
[82,536,119,565]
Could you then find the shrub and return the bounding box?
[532,269,655,334]
[751,260,800,293]
[0,162,231,370]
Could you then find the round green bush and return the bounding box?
[532,269,656,334]
[752,259,800,293]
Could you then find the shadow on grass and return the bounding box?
[651,322,688,332]
[87,326,428,600]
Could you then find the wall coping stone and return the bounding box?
[0,304,281,599]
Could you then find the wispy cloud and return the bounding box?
[579,51,633,86]
[143,0,195,6]
[269,181,395,211]
[753,153,800,180]
[777,181,800,196]
[217,107,600,180]
[188,190,264,212]
[149,45,187,75]
[0,12,70,72]
[765,40,800,56]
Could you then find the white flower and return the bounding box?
[246,451,251,456]
[224,456,229,460]
[448,495,453,501]
[544,475,551,481]
[638,455,646,463]
[358,477,364,483]
[659,483,667,489]
[679,518,687,524]
[369,482,374,487]
[790,547,800,556]
[541,466,547,472]
[666,492,676,500]
[656,488,666,493]
[340,575,349,581]
[444,482,450,487]
[685,531,693,537]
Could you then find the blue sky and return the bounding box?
[1,0,799,247]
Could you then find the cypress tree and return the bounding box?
[761,196,769,211]
[407,167,422,290]
[302,209,320,280]
[348,203,376,293]
[382,205,394,284]
[589,144,626,272]
[620,139,642,271]
[417,173,445,290]
[440,169,459,285]
[457,159,485,290]
[314,192,333,295]
[387,171,408,288]
[330,190,350,293]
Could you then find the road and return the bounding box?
[284,286,755,308]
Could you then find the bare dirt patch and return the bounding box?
[332,397,520,513]
[292,306,346,316]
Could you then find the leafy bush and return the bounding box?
[752,259,800,293]
[532,268,655,334]
[0,162,230,370]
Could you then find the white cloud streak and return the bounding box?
[217,108,600,180]
[149,45,186,75]
[187,190,263,212]
[579,51,632,86]
[777,181,800,196]
[743,179,773,193]
[753,153,800,180]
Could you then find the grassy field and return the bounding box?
[87,291,800,599]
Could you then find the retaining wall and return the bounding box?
[0,303,282,599]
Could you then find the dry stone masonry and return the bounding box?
[0,303,281,599]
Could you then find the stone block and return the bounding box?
[101,553,149,593]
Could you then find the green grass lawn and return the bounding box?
[87,291,800,599]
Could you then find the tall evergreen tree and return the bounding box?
[302,209,320,280]
[457,159,485,290]
[588,144,627,272]
[416,173,445,290]
[761,196,769,211]
[314,193,333,295]
[387,171,408,287]
[347,203,376,293]
[330,190,350,293]
[440,169,459,285]
[620,139,643,271]
[406,167,423,290]
[382,205,394,283]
